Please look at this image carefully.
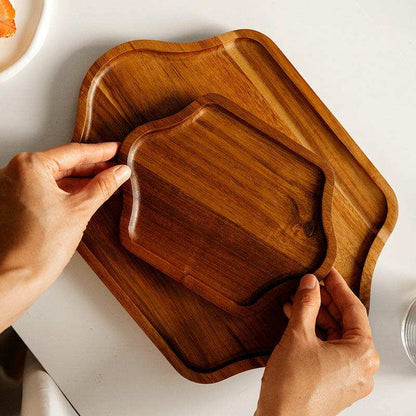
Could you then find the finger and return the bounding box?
[286,274,320,339]
[324,268,371,338]
[320,286,342,321]
[76,164,131,215]
[54,161,115,180]
[57,178,92,194]
[283,302,292,319]
[42,142,120,177]
[316,306,342,341]
[285,299,341,341]
[285,299,325,340]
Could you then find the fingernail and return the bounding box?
[299,274,317,290]
[114,165,131,184]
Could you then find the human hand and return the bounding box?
[255,268,379,416]
[0,142,131,331]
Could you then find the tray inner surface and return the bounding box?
[72,30,397,383]
[119,96,336,315]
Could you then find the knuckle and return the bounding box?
[357,342,379,375]
[37,154,60,173]
[354,376,372,400]
[96,175,116,199]
[8,152,40,174]
[362,378,374,397]
[366,351,380,374]
[10,152,33,166]
[362,334,375,348]
[298,292,317,306]
[285,326,301,339]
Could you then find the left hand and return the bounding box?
[0,142,131,331]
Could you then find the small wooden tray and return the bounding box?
[72,29,397,383]
[119,94,336,316]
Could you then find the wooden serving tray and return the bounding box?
[72,29,397,383]
[119,94,336,316]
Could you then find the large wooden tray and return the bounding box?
[119,94,336,317]
[72,29,398,383]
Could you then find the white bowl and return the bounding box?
[0,0,51,82]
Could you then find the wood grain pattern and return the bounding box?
[72,29,398,383]
[119,94,336,316]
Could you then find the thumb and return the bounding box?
[78,164,131,215]
[286,274,320,339]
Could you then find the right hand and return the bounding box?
[255,268,380,416]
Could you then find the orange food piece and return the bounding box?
[0,0,16,38]
[0,17,15,37]
[0,0,15,21]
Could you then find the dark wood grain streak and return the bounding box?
[72,29,398,383]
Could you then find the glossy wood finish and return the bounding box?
[72,29,398,383]
[119,94,336,316]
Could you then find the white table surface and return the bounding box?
[1,0,415,414]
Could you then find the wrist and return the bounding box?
[255,398,292,416]
[255,405,310,416]
[255,407,286,416]
[0,264,39,332]
[0,263,35,287]
[256,390,314,416]
[0,252,35,280]
[0,249,39,289]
